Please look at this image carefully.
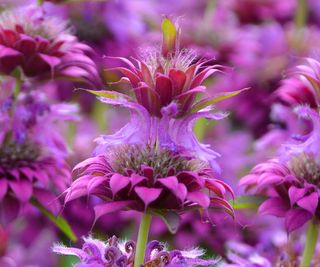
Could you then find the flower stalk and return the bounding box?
[300,219,319,267]
[295,0,308,29]
[134,213,152,267]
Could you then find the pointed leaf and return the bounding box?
[191,88,250,113]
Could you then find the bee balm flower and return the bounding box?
[0,6,98,84]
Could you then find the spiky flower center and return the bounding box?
[0,139,40,169]
[140,48,196,76]
[108,144,206,178]
[289,153,320,186]
[0,8,70,41]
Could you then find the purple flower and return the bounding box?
[0,90,75,224]
[0,5,99,84]
[108,18,244,118]
[65,142,233,225]
[240,107,320,232]
[53,236,219,267]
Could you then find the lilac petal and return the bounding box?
[288,186,308,206]
[285,209,313,233]
[0,179,8,201]
[110,174,130,197]
[9,179,33,202]
[258,198,289,217]
[94,200,134,221]
[297,192,318,214]
[134,187,162,209]
[187,191,210,208]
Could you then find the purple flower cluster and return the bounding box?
[2,1,320,267]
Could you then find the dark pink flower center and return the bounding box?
[0,139,40,169]
[108,144,206,179]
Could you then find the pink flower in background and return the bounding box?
[0,90,75,224]
[0,6,99,84]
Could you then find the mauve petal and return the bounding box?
[9,180,33,202]
[187,191,210,208]
[129,174,147,187]
[33,188,61,215]
[158,176,187,202]
[0,179,8,201]
[258,198,289,217]
[87,175,108,193]
[288,186,308,206]
[285,209,313,233]
[134,187,162,209]
[297,192,319,214]
[257,174,284,188]
[110,174,130,197]
[239,174,258,187]
[20,167,35,181]
[94,200,134,221]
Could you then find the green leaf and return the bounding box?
[31,198,77,242]
[77,89,132,101]
[151,210,180,234]
[161,18,177,56]
[230,196,266,210]
[191,87,250,113]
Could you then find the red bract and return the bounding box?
[0,6,99,84]
[109,18,225,117]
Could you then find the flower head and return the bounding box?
[240,107,320,232]
[0,90,76,224]
[53,236,219,267]
[108,18,245,118]
[0,6,99,84]
[65,143,233,228]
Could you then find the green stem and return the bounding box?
[295,0,308,29]
[13,77,22,99]
[37,0,44,6]
[30,198,78,242]
[134,213,152,267]
[300,220,319,267]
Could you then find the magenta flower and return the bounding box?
[0,6,98,84]
[0,90,75,224]
[240,106,320,232]
[65,143,233,226]
[53,236,219,267]
[108,18,244,118]
[91,18,246,174]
